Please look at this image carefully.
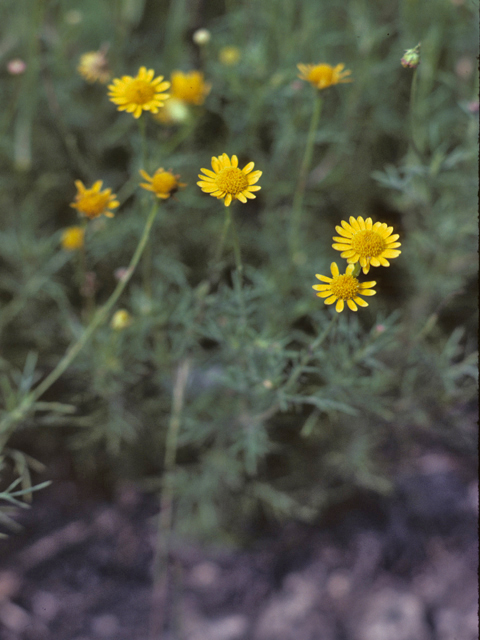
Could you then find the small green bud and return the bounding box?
[401,43,421,69]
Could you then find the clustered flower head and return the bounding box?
[313,217,401,313]
[70,180,119,219]
[111,309,132,331]
[297,63,352,90]
[197,153,262,207]
[61,226,85,251]
[139,168,186,199]
[108,66,170,119]
[78,49,111,84]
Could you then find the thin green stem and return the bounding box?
[213,206,232,265]
[149,358,190,640]
[409,68,423,160]
[229,208,247,326]
[138,116,148,169]
[0,202,160,441]
[290,92,323,261]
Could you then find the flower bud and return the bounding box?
[401,43,421,69]
[193,28,211,46]
[111,309,132,331]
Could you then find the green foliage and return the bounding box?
[0,0,477,541]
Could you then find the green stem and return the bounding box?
[138,116,147,169]
[213,206,232,265]
[228,208,247,326]
[409,68,423,160]
[290,92,323,261]
[0,202,160,441]
[149,359,190,640]
[78,219,95,322]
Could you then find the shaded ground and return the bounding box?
[0,448,477,640]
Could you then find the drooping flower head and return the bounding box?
[139,168,186,199]
[297,63,352,90]
[78,49,110,84]
[108,67,170,119]
[197,154,262,207]
[313,262,376,313]
[70,180,119,219]
[61,226,85,251]
[332,216,401,275]
[170,70,211,105]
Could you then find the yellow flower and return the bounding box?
[61,226,85,251]
[111,309,132,331]
[170,70,211,105]
[70,180,119,219]
[77,49,110,84]
[152,98,190,125]
[219,46,241,66]
[332,216,402,274]
[107,67,170,119]
[313,262,376,313]
[297,63,352,90]
[197,153,262,207]
[139,168,186,199]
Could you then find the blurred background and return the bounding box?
[0,0,478,638]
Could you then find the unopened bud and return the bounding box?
[401,43,421,69]
[111,309,132,331]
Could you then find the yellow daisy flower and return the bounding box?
[77,49,110,84]
[313,262,376,313]
[332,216,402,274]
[139,168,186,199]
[297,63,352,90]
[170,70,211,105]
[61,226,85,251]
[197,153,262,207]
[107,67,170,119]
[70,180,119,219]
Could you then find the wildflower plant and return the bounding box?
[0,3,477,627]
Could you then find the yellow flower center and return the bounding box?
[152,172,177,193]
[309,65,334,85]
[351,230,386,258]
[216,168,249,195]
[78,192,111,216]
[124,79,156,105]
[330,274,360,300]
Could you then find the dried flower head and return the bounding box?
[332,216,401,275]
[297,63,352,90]
[78,49,111,84]
[61,226,85,251]
[108,67,170,119]
[170,70,211,105]
[219,46,241,66]
[313,262,377,313]
[111,309,132,331]
[197,153,262,207]
[139,168,186,199]
[70,180,119,219]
